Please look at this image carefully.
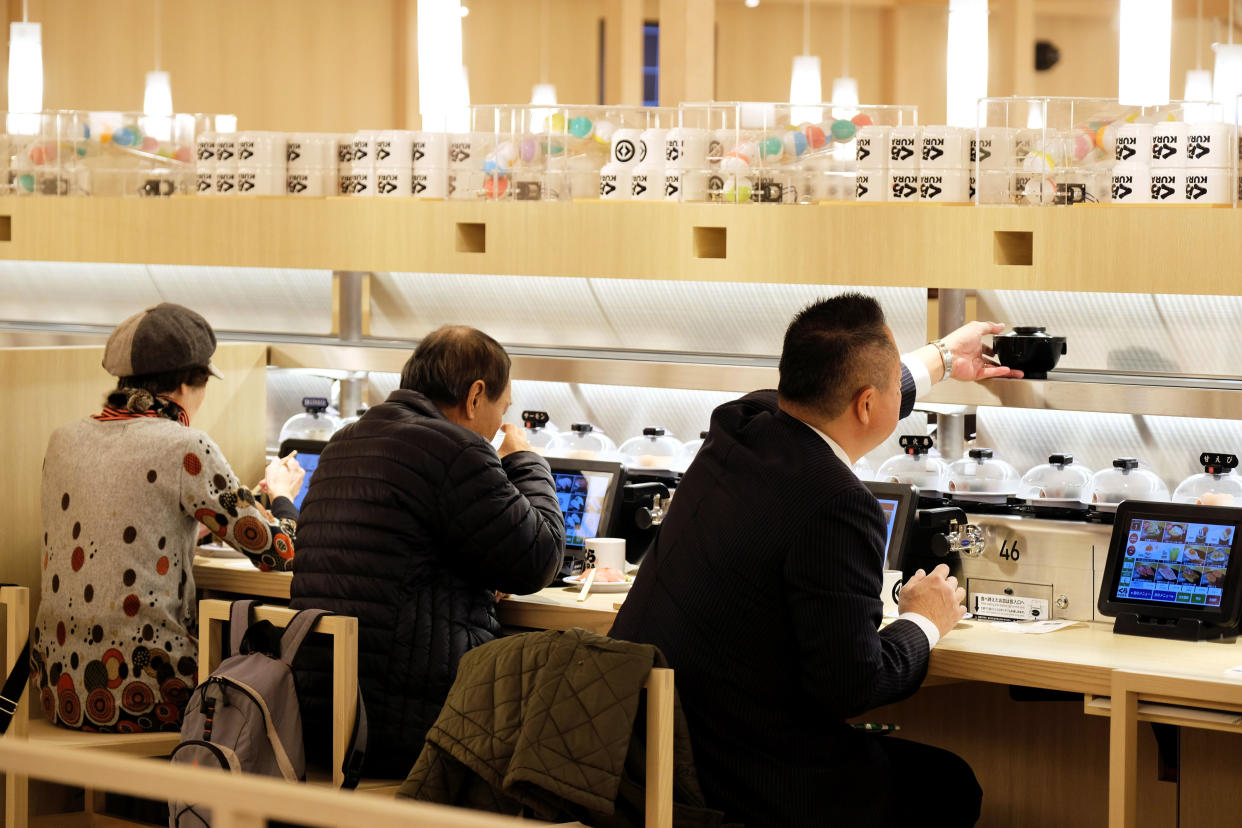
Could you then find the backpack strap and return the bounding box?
[278,608,330,665]
[228,599,257,657]
[341,686,368,789]
[0,583,29,735]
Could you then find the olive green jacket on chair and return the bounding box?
[397,628,729,827]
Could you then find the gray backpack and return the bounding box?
[169,600,366,827]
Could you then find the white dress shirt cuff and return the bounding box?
[901,354,932,400]
[897,611,941,649]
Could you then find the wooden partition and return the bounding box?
[0,342,267,623]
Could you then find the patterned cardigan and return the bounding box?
[30,412,296,732]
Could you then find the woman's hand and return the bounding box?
[264,452,305,502]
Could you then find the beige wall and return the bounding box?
[0,1,1233,132]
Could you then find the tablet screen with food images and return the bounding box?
[1100,501,1242,626]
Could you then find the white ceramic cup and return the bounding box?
[630,162,664,200]
[1112,123,1153,164]
[855,126,891,169]
[1110,164,1152,204]
[375,130,414,168]
[920,126,970,169]
[610,128,642,167]
[665,127,709,169]
[887,126,922,169]
[195,132,217,166]
[855,169,886,202]
[972,127,1016,170]
[919,169,970,203]
[1183,168,1231,204]
[638,128,668,165]
[236,165,284,196]
[1149,168,1186,203]
[195,170,214,195]
[584,537,626,571]
[411,168,448,199]
[213,133,238,167]
[235,132,283,167]
[1183,123,1233,167]
[375,167,411,197]
[213,168,237,195]
[412,132,447,169]
[1151,122,1186,166]
[881,570,904,617]
[286,168,329,196]
[335,133,355,166]
[286,134,333,168]
[350,130,380,167]
[599,162,632,199]
[887,170,921,201]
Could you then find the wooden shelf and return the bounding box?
[0,196,1239,294]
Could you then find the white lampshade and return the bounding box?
[1214,44,1242,124]
[7,22,43,135]
[531,83,557,106]
[1118,0,1171,106]
[744,0,759,7]
[831,76,860,109]
[789,55,823,126]
[418,0,467,131]
[946,0,987,128]
[214,114,238,134]
[142,70,173,141]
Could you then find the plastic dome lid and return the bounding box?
[544,422,619,461]
[1173,452,1242,506]
[947,448,1020,495]
[1018,454,1094,502]
[278,396,340,443]
[1087,458,1170,508]
[620,427,683,469]
[877,452,949,492]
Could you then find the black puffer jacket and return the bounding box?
[290,390,565,778]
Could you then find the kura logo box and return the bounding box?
[1149,171,1185,203]
[1184,170,1230,204]
[888,172,920,201]
[1110,166,1151,204]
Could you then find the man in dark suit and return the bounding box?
[610,294,1021,827]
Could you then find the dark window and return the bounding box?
[643,22,659,106]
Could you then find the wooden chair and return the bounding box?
[2,585,182,828]
[196,598,400,795]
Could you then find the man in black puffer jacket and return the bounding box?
[290,325,565,778]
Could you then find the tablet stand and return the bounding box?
[1113,613,1239,642]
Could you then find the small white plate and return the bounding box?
[564,573,634,593]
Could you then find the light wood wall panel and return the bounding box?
[0,343,266,623]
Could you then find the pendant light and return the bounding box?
[1214,0,1242,122]
[789,0,823,125]
[832,3,859,111]
[1183,0,1212,118]
[530,0,557,129]
[1119,0,1171,106]
[7,0,42,135]
[141,0,173,141]
[418,0,469,131]
[945,0,988,128]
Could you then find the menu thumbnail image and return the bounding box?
[1118,519,1232,607]
[555,471,612,548]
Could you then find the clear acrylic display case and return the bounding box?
[2,110,212,197]
[974,97,1234,207]
[467,104,677,202]
[675,102,918,204]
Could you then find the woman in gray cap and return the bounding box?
[29,303,304,732]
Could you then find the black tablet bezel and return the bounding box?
[863,481,917,570]
[545,457,626,549]
[1098,500,1242,627]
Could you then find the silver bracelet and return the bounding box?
[930,339,954,377]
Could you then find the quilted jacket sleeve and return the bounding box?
[439,444,565,595]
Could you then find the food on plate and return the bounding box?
[1205,569,1228,587]
[588,566,628,583]
[1133,564,1156,579]
[1206,548,1229,565]
[1181,547,1206,564]
[1141,521,1164,539]
[1165,524,1186,541]
[1198,493,1236,507]
[1179,567,1202,585]
[1155,565,1179,582]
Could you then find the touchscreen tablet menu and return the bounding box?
[1116,518,1233,607]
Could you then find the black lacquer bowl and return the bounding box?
[993,326,1066,379]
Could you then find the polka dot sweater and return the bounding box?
[31,415,297,732]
